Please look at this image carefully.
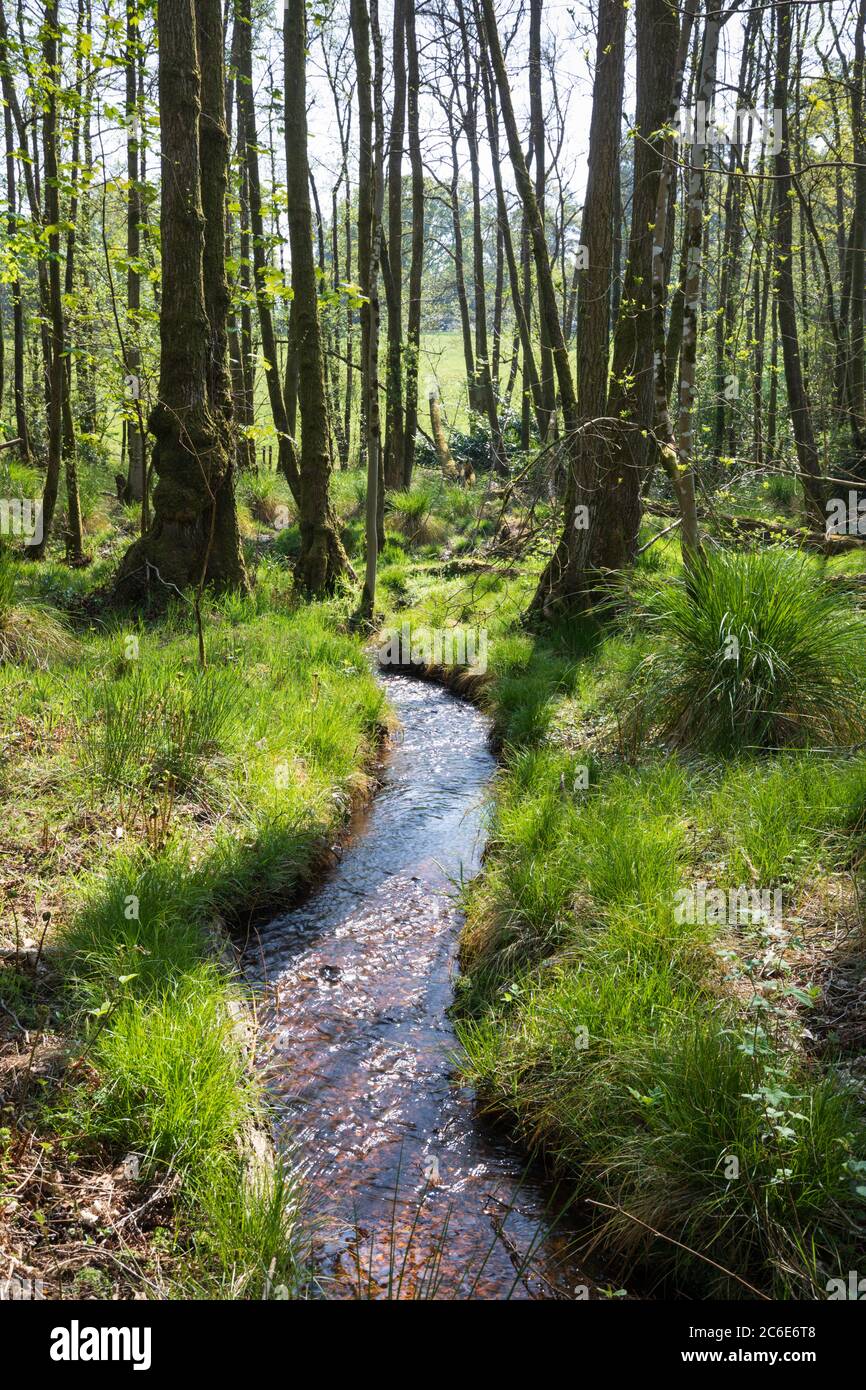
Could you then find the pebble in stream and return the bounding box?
[249,674,589,1300]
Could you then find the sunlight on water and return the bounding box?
[249,674,590,1299]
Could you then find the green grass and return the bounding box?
[380,530,866,1298]
[1,549,387,1297]
[456,712,866,1296]
[6,435,866,1301]
[629,547,866,752]
[386,486,447,547]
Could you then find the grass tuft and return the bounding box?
[630,548,866,752]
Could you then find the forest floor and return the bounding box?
[2,451,866,1299]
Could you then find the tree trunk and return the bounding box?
[456,0,508,473]
[33,0,84,563]
[383,0,406,489]
[2,88,29,462]
[429,388,457,479]
[592,0,679,573]
[529,0,555,434]
[125,2,145,503]
[479,0,613,614]
[649,0,700,560]
[234,0,300,501]
[773,0,824,521]
[351,0,384,616]
[115,0,246,597]
[669,6,724,561]
[848,0,866,446]
[402,0,423,487]
[284,0,351,593]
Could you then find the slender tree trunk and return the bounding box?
[447,125,477,414]
[456,0,508,473]
[234,0,300,501]
[125,1,145,502]
[667,8,727,560]
[284,0,351,593]
[225,12,255,474]
[848,0,866,447]
[529,0,554,433]
[351,0,383,615]
[480,0,620,614]
[773,0,824,520]
[402,0,423,486]
[478,24,544,435]
[429,387,457,479]
[650,0,700,560]
[2,91,29,461]
[33,0,84,563]
[383,0,406,489]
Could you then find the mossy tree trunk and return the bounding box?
[592,0,679,574]
[115,0,246,598]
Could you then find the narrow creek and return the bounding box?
[249,672,590,1299]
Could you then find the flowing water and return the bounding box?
[249,672,590,1299]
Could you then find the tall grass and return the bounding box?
[386,485,446,547]
[632,548,866,752]
[458,739,866,1296]
[0,544,76,668]
[0,545,15,619]
[78,661,236,792]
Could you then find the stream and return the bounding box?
[249,672,590,1299]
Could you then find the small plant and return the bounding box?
[630,548,866,752]
[386,486,446,547]
[761,471,801,516]
[0,545,76,669]
[79,662,236,794]
[243,473,290,529]
[0,545,15,621]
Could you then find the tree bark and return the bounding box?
[33,0,84,563]
[402,0,423,486]
[773,0,824,521]
[480,0,623,614]
[115,0,246,597]
[2,81,29,462]
[124,1,145,502]
[383,0,406,489]
[649,0,700,560]
[284,0,351,593]
[234,0,300,501]
[351,0,384,615]
[592,0,679,573]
